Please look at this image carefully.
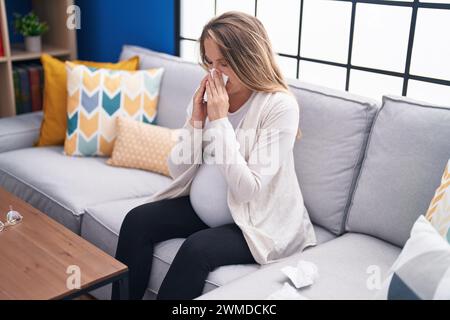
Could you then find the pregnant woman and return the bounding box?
[112,11,316,300]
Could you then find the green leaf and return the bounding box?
[13,11,49,36]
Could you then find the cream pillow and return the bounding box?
[106,117,178,177]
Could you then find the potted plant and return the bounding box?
[13,12,49,53]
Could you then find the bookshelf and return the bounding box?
[0,0,77,118]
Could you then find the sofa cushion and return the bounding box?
[346,96,450,246]
[0,146,171,233]
[288,79,379,235]
[346,95,450,247]
[120,45,204,129]
[0,111,42,153]
[197,233,401,300]
[81,196,336,300]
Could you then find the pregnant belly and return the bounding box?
[190,164,234,227]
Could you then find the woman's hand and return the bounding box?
[206,69,229,122]
[190,75,209,128]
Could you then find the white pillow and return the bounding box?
[375,215,450,300]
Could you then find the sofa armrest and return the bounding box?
[0,111,43,153]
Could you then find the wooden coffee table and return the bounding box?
[0,187,128,300]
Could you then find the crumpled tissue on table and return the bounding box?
[281,260,319,289]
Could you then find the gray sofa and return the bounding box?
[0,45,449,300]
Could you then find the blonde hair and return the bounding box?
[198,11,292,96]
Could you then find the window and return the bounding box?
[177,0,450,105]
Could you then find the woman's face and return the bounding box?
[203,37,245,97]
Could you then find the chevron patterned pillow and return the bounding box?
[426,159,450,243]
[63,61,164,157]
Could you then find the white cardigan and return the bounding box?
[148,90,317,265]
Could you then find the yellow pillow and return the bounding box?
[106,117,178,177]
[35,54,140,147]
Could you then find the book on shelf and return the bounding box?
[16,66,32,114]
[12,63,45,115]
[28,64,43,112]
[12,68,22,114]
[0,26,4,57]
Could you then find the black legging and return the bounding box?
[111,196,256,300]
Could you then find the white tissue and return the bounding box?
[203,68,229,102]
[281,260,319,289]
[266,283,310,300]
